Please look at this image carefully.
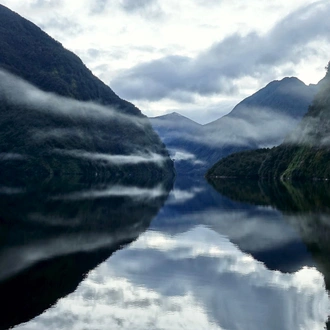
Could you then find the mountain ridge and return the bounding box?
[151,76,318,175]
[206,62,330,180]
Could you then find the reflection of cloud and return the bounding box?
[171,150,205,165]
[0,186,25,195]
[51,184,166,201]
[0,153,26,161]
[16,226,330,330]
[168,187,205,204]
[154,206,303,253]
[55,149,166,167]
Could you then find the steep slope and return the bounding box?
[205,77,317,149]
[152,77,316,175]
[0,4,174,181]
[207,63,330,181]
[0,4,136,114]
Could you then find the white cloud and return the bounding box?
[54,149,167,166]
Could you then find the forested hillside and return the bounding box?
[206,63,330,180]
[0,4,174,181]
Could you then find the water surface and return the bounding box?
[1,176,330,329]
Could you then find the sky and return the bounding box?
[2,0,330,124]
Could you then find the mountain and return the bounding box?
[150,112,204,174]
[152,77,317,175]
[207,63,330,181]
[0,4,136,114]
[0,4,174,181]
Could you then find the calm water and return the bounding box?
[1,175,330,329]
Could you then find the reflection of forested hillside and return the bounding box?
[0,175,172,330]
[208,178,330,213]
[209,178,330,294]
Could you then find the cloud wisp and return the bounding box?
[54,149,167,167]
[0,69,148,127]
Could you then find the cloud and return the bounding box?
[0,69,147,126]
[89,0,108,15]
[119,0,164,19]
[30,0,63,10]
[39,17,83,36]
[111,1,330,102]
[54,149,167,166]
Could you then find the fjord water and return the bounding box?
[2,176,330,329]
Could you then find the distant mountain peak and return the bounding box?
[150,112,201,125]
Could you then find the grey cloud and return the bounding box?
[90,0,109,14]
[119,0,163,18]
[39,17,83,36]
[111,1,330,102]
[121,0,154,12]
[30,0,63,9]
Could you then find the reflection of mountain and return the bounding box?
[209,178,330,291]
[151,78,317,174]
[0,175,172,330]
[150,176,314,273]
